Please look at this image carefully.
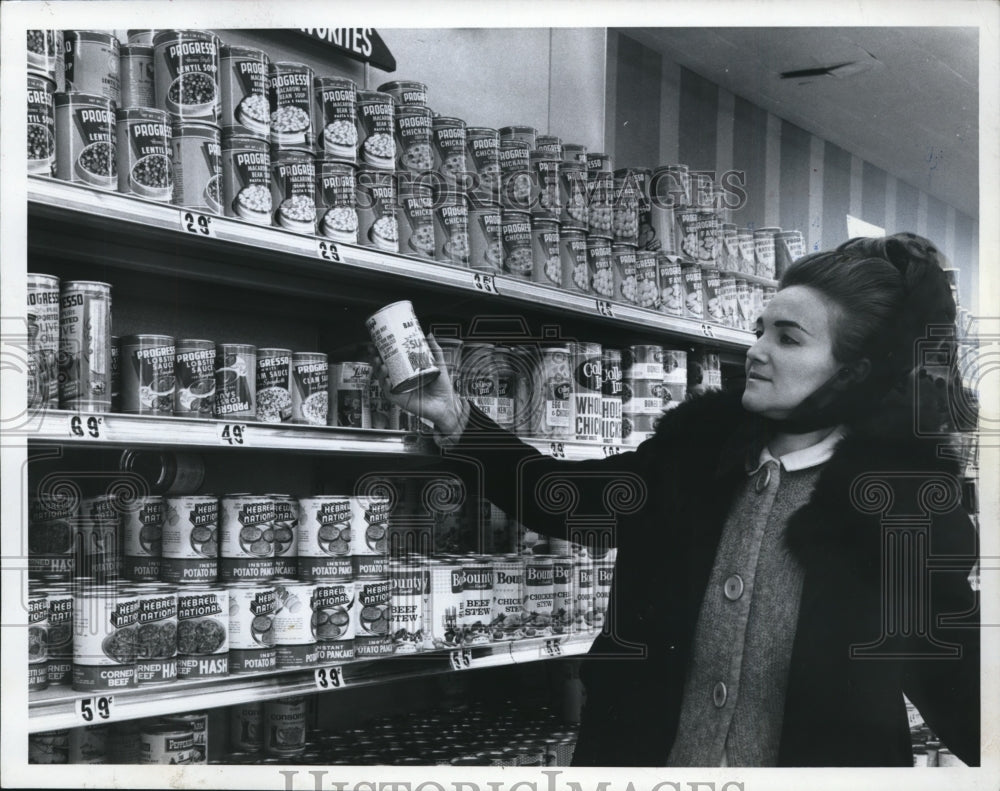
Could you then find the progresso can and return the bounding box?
[297,496,354,581]
[27,74,56,176]
[356,89,395,169]
[394,105,434,174]
[501,209,533,279]
[356,166,399,251]
[561,229,590,294]
[227,582,276,673]
[27,272,60,409]
[291,351,329,425]
[120,43,154,110]
[268,62,315,149]
[63,30,120,104]
[466,126,501,205]
[54,92,116,189]
[122,496,164,581]
[161,495,219,584]
[170,120,223,213]
[317,160,358,242]
[116,107,173,200]
[173,339,215,418]
[176,584,228,679]
[315,76,357,162]
[220,494,275,582]
[270,147,316,233]
[214,343,255,419]
[397,177,437,259]
[222,134,272,223]
[468,205,503,272]
[120,334,176,415]
[27,29,62,83]
[531,218,561,287]
[58,280,112,411]
[220,44,270,139]
[255,347,293,423]
[153,29,221,123]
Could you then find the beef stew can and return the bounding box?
[219,494,276,582]
[222,134,272,224]
[317,159,359,242]
[174,339,215,418]
[314,76,357,161]
[170,120,222,213]
[214,343,255,419]
[120,44,154,110]
[116,107,172,200]
[58,280,112,411]
[63,30,120,105]
[291,352,329,425]
[268,61,315,149]
[255,347,293,423]
[120,334,176,415]
[153,30,221,123]
[54,92,116,189]
[27,74,56,176]
[176,584,228,679]
[161,495,219,584]
[219,45,270,139]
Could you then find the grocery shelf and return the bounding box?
[28,633,596,733]
[27,178,755,351]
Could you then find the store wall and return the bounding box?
[606,31,980,313]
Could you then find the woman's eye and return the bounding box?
[780,334,799,345]
[754,328,764,339]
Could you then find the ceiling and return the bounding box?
[618,27,978,219]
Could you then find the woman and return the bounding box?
[373,232,980,767]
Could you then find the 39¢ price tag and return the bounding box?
[76,695,114,723]
[179,211,216,238]
[217,423,247,446]
[68,414,104,440]
[314,666,347,689]
[472,272,500,296]
[448,648,472,670]
[316,239,341,263]
[595,299,615,318]
[548,442,567,459]
[542,639,563,657]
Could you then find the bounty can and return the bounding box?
[329,361,372,428]
[220,494,275,582]
[460,556,494,645]
[428,558,463,648]
[658,253,684,316]
[120,334,176,415]
[468,205,503,272]
[291,351,329,425]
[365,300,439,394]
[532,346,572,440]
[390,561,424,654]
[559,161,589,231]
[63,31,120,104]
[254,347,292,423]
[433,188,470,265]
[27,74,56,176]
[264,696,309,757]
[634,250,660,309]
[355,89,395,169]
[120,43,154,109]
[432,116,468,190]
[162,713,209,764]
[173,339,215,418]
[176,584,228,679]
[466,126,501,206]
[27,29,62,82]
[571,342,602,443]
[69,724,111,764]
[461,342,499,422]
[560,228,590,294]
[268,61,314,148]
[76,495,121,582]
[153,29,221,122]
[530,217,561,287]
[297,496,353,580]
[501,209,533,279]
[394,105,434,174]
[314,76,357,161]
[353,576,392,658]
[612,243,637,305]
[491,556,524,640]
[222,133,271,223]
[356,165,399,251]
[397,177,437,259]
[27,272,60,409]
[230,702,264,753]
[117,107,172,200]
[574,558,595,633]
[350,495,391,556]
[378,79,428,107]
[131,583,177,684]
[529,149,561,221]
[170,120,222,213]
[227,582,276,673]
[220,45,270,139]
[214,343,255,419]
[44,584,75,685]
[317,159,358,242]
[161,495,218,584]
[314,580,355,662]
[269,494,298,578]
[272,579,318,668]
[72,588,139,691]
[523,556,554,637]
[54,92,116,189]
[499,139,532,211]
[612,169,641,246]
[122,495,164,581]
[138,722,195,764]
[681,261,704,319]
[662,349,688,410]
[28,588,49,691]
[551,554,573,632]
[593,556,614,629]
[270,147,316,233]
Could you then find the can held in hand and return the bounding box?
[291,352,328,425]
[355,89,395,169]
[153,30,221,123]
[176,584,228,679]
[366,300,439,395]
[314,581,354,661]
[222,134,271,223]
[315,76,357,161]
[122,496,163,581]
[27,74,56,176]
[161,495,219,584]
[117,107,172,201]
[72,588,139,691]
[214,343,255,419]
[220,494,275,582]
[63,31,120,104]
[27,272,60,409]
[255,347,292,423]
[272,580,318,668]
[54,92,116,189]
[173,339,215,418]
[219,45,270,138]
[132,583,177,684]
[121,334,176,415]
[227,582,276,673]
[356,165,399,251]
[317,159,358,242]
[397,177,437,259]
[170,120,222,213]
[58,280,112,411]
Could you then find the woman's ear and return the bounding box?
[836,358,872,388]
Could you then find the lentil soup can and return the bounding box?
[220,45,270,139]
[317,159,359,242]
[173,339,215,418]
[132,584,178,684]
[329,362,372,429]
[116,107,172,200]
[29,589,50,691]
[27,29,62,82]
[314,581,355,661]
[468,205,503,272]
[572,342,602,442]
[291,352,329,425]
[466,126,501,205]
[222,134,271,223]
[27,74,56,176]
[270,495,298,578]
[153,30,221,122]
[273,580,318,667]
[227,582,276,673]
[63,31,120,104]
[214,343,255,419]
[365,300,439,394]
[315,76,357,161]
[255,347,293,423]
[72,589,139,691]
[122,496,164,581]
[433,191,470,265]
[176,584,228,678]
[397,178,437,259]
[353,576,392,657]
[138,722,195,764]
[170,120,222,213]
[162,494,219,585]
[27,272,60,409]
[270,147,316,232]
[394,105,434,174]
[268,61,314,148]
[220,495,276,582]
[355,89,395,169]
[54,92,116,188]
[356,166,399,251]
[264,696,308,757]
[58,280,112,411]
[501,209,533,279]
[120,44,154,110]
[121,334,176,415]
[297,496,353,580]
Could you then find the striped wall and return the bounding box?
[607,32,980,313]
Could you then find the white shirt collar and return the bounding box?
[749,426,847,474]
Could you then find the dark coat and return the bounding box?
[447,388,980,767]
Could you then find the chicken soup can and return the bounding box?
[501,209,533,279]
[356,166,399,251]
[353,576,392,657]
[432,117,469,189]
[330,361,372,429]
[138,722,195,764]
[27,272,60,410]
[122,496,163,581]
[315,76,357,161]
[153,30,221,122]
[28,29,62,82]
[297,496,353,580]
[530,150,561,221]
[268,62,314,148]
[161,713,209,764]
[561,229,590,294]
[117,107,173,200]
[466,126,501,205]
[270,147,316,233]
[176,584,228,678]
[365,300,439,394]
[468,205,503,272]
[531,218,562,287]
[499,139,532,211]
[394,105,434,174]
[121,334,175,415]
[170,120,222,213]
[161,495,218,583]
[28,589,50,691]
[63,31,120,104]
[551,554,573,632]
[390,561,424,653]
[27,74,56,176]
[272,580,318,668]
[572,342,603,442]
[220,495,275,582]
[220,45,270,139]
[433,190,470,265]
[29,494,78,582]
[612,244,638,305]
[574,558,595,632]
[494,346,517,431]
[131,583,177,684]
[658,253,684,316]
[264,696,309,757]
[681,261,704,319]
[58,280,112,411]
[602,348,624,445]
[355,89,395,169]
[269,494,299,579]
[317,159,358,242]
[227,582,276,673]
[73,589,139,691]
[173,339,215,418]
[54,92,116,189]
[214,343,255,419]
[314,581,355,661]
[222,134,271,224]
[523,556,554,636]
[254,347,292,423]
[532,346,573,439]
[397,178,437,259]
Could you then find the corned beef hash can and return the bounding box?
[366,300,440,394]
[153,30,221,123]
[72,588,139,691]
[176,584,229,679]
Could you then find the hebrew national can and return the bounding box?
[120,334,176,415]
[131,582,177,685]
[214,343,255,419]
[76,495,121,582]
[42,583,74,685]
[255,347,293,423]
[176,584,228,679]
[219,494,275,582]
[353,576,392,658]
[297,496,353,580]
[122,496,163,581]
[116,108,172,201]
[54,92,116,189]
[161,495,218,584]
[315,76,357,161]
[314,580,355,662]
[153,29,221,123]
[272,579,318,668]
[72,588,139,691]
[220,45,270,139]
[226,581,276,673]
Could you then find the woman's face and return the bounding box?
[742,285,843,419]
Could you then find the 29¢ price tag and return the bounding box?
[542,639,563,657]
[595,299,615,318]
[700,323,716,339]
[76,695,114,723]
[316,239,342,263]
[314,666,347,689]
[472,273,499,296]
[217,423,247,446]
[448,648,472,670]
[68,414,103,440]
[179,211,216,238]
[548,442,567,459]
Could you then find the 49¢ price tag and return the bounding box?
[76,695,115,724]
[314,666,347,689]
[217,423,248,446]
[179,210,217,238]
[68,414,104,440]
[448,648,472,670]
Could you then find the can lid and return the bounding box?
[315,75,357,90]
[121,333,175,344]
[220,43,269,59]
[356,89,393,103]
[120,43,153,55]
[152,29,220,46]
[378,80,428,93]
[466,126,499,137]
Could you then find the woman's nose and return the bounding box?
[746,337,767,365]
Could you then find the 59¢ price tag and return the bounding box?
[68,414,104,440]
[448,648,472,670]
[217,423,248,446]
[76,695,115,723]
[179,211,217,238]
[314,666,347,689]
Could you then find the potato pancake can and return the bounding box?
[356,89,396,169]
[531,217,561,287]
[120,334,176,415]
[230,702,264,753]
[466,126,501,206]
[314,580,355,661]
[268,62,314,148]
[222,134,271,223]
[131,583,177,684]
[170,120,222,213]
[29,589,50,691]
[317,159,358,242]
[356,166,399,251]
[390,561,423,653]
[43,583,75,685]
[350,495,391,556]
[397,178,437,259]
[297,496,353,580]
[77,494,121,582]
[523,556,554,637]
[54,92,116,189]
[173,339,215,418]
[220,494,275,582]
[273,579,318,667]
[561,229,590,294]
[220,45,270,139]
[353,576,392,658]
[501,209,533,279]
[63,31,120,105]
[122,496,164,581]
[292,351,329,425]
[269,494,298,578]
[153,30,221,123]
[138,722,195,764]
[27,74,56,176]
[29,493,78,582]
[72,589,139,691]
[254,347,292,423]
[27,273,60,410]
[227,582,276,673]
[270,147,316,233]
[116,107,172,200]
[162,713,209,764]
[161,495,218,583]
[264,696,309,756]
[176,584,228,678]
[120,43,154,110]
[365,300,439,394]
[214,343,255,418]
[27,29,62,83]
[315,76,357,161]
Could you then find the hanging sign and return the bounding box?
[294,29,397,72]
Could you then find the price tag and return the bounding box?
[68,414,104,440]
[179,211,217,238]
[316,239,342,263]
[217,423,247,446]
[448,648,472,670]
[542,639,563,658]
[601,444,622,457]
[472,272,500,296]
[700,323,716,339]
[314,666,347,689]
[548,442,566,460]
[595,299,615,318]
[76,695,115,723]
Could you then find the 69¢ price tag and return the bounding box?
[68,414,104,440]
[314,666,347,689]
[217,423,247,446]
[179,211,217,238]
[76,695,115,723]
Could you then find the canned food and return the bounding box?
[601,348,623,445]
[291,352,328,425]
[63,31,120,105]
[59,280,112,411]
[560,229,589,294]
[116,107,172,200]
[763,285,777,309]
[634,251,660,309]
[41,584,74,685]
[219,45,270,138]
[736,227,756,275]
[269,495,298,578]
[425,559,462,649]
[397,178,437,259]
[264,696,309,756]
[460,557,494,645]
[433,190,470,265]
[535,134,562,158]
[365,300,439,394]
[662,349,688,409]
[681,261,704,319]
[356,166,399,251]
[29,589,49,691]
[551,555,573,632]
[572,342,602,442]
[120,334,176,415]
[395,105,434,174]
[173,339,215,417]
[139,722,195,764]
[221,134,271,223]
[735,277,753,332]
[490,557,524,640]
[523,556,554,636]
[774,229,805,277]
[499,125,537,148]
[317,159,358,241]
[120,44,154,109]
[530,218,561,287]
[532,347,572,439]
[612,169,641,245]
[355,89,395,169]
[132,584,177,684]
[176,584,228,678]
[353,576,392,657]
[110,337,121,412]
[368,374,402,430]
[315,76,357,161]
[69,724,110,764]
[719,273,738,327]
[499,140,532,211]
[76,495,121,582]
[27,29,62,82]
[631,168,655,250]
[688,350,722,395]
[29,730,69,764]
[162,713,208,764]
[717,223,738,271]
[153,30,221,122]
[54,92,116,188]
[227,582,276,673]
[559,161,588,231]
[272,580,318,667]
[702,266,725,324]
[268,61,314,148]
[611,244,637,305]
[588,170,614,236]
[214,343,255,418]
[675,208,719,265]
[270,147,316,232]
[171,120,222,212]
[27,273,60,409]
[658,253,684,316]
[529,150,560,221]
[27,74,56,176]
[329,362,372,428]
[622,412,658,446]
[72,588,139,691]
[390,562,424,655]
[466,127,501,206]
[493,347,517,431]
[432,116,469,190]
[563,143,588,166]
[501,209,533,279]
[230,702,264,753]
[313,580,355,662]
[127,30,158,46]
[254,347,292,423]
[459,342,498,421]
[350,495,390,556]
[106,723,142,763]
[753,227,780,279]
[220,495,275,582]
[378,80,428,107]
[297,496,353,579]
[122,496,163,581]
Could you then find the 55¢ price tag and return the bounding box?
[179,211,217,238]
[217,423,248,446]
[542,639,563,657]
[76,695,114,723]
[68,414,104,439]
[314,666,347,689]
[448,648,472,670]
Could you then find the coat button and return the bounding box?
[713,681,727,708]
[754,464,772,493]
[724,574,744,601]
